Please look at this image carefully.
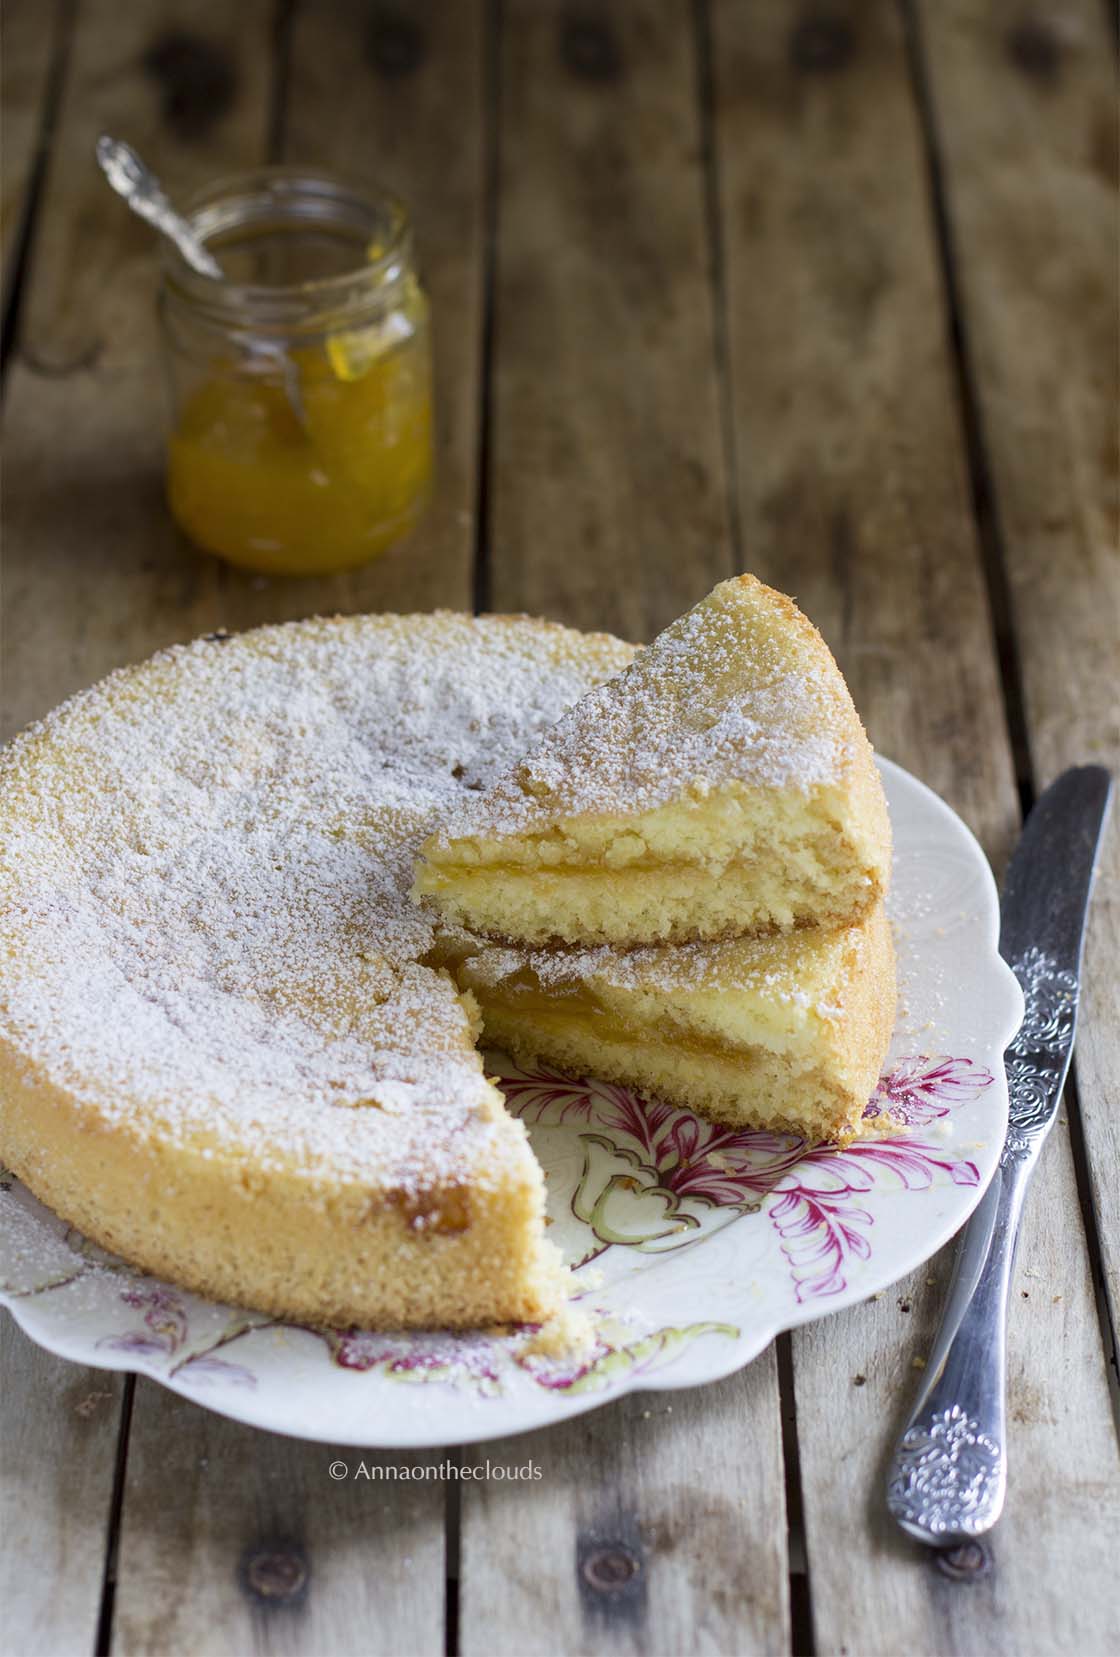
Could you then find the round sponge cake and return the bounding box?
[0,613,634,1328]
[0,603,896,1329]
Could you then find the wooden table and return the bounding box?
[2,2,1116,1651]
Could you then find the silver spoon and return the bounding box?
[96,134,308,428]
[96,134,223,278]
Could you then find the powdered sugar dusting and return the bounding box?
[0,614,632,1190]
[431,576,859,843]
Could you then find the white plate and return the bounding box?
[0,760,1022,1446]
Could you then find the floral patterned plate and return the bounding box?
[0,759,1022,1446]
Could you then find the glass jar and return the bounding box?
[159,168,433,577]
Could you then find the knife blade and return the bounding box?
[886,765,1113,1548]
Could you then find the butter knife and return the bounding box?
[886,765,1112,1547]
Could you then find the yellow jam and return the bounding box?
[168,288,432,577]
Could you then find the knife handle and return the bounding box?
[886,1158,1033,1546]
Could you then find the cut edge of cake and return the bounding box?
[445,901,896,1146]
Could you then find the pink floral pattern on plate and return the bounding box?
[99,1287,259,1389]
[96,1287,732,1399]
[503,1054,990,1302]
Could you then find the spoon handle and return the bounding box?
[96,135,222,280]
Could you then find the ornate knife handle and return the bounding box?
[887,946,1080,1546]
[886,1171,1013,1544]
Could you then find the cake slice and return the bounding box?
[414,575,891,947]
[443,901,895,1145]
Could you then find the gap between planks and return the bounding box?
[471,0,503,618]
[0,0,75,383]
[899,0,1035,810]
[94,1376,136,1657]
[691,0,745,574]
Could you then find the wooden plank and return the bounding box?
[1,0,487,743]
[0,1320,124,1655]
[460,5,791,1653]
[461,1360,789,1657]
[0,0,64,286]
[0,2,261,1648]
[486,0,733,641]
[0,0,275,740]
[709,1,1119,1651]
[111,6,488,1646]
[224,0,487,624]
[916,0,1120,1329]
[113,1380,445,1657]
[0,3,464,1652]
[712,0,1015,848]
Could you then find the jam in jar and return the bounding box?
[159,168,433,576]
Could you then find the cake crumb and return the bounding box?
[74,1390,112,1418]
[520,1301,594,1362]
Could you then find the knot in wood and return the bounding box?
[242,1544,309,1603]
[142,32,237,139]
[789,14,856,75]
[561,16,623,82]
[582,1545,640,1593]
[935,1539,992,1583]
[1005,21,1061,85]
[367,12,425,78]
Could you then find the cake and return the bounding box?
[0,613,633,1329]
[440,903,895,1145]
[0,598,896,1330]
[413,575,891,947]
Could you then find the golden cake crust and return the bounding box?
[0,1040,557,1328]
